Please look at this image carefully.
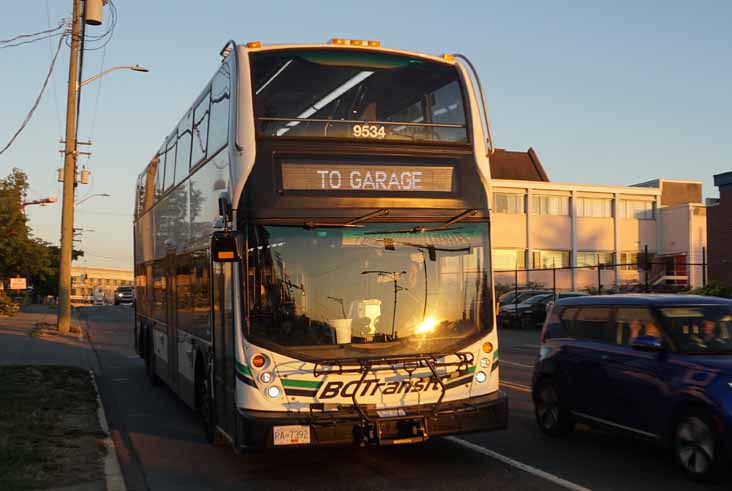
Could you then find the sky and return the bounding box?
[1,1,730,271]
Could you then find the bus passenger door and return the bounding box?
[212,261,236,437]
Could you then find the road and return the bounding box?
[82,306,729,490]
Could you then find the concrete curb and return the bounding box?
[89,370,128,491]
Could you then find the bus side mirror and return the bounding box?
[211,231,241,262]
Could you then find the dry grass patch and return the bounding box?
[0,366,105,490]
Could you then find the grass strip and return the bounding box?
[0,366,105,490]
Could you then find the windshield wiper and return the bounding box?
[364,209,478,235]
[303,208,389,229]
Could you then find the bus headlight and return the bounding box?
[475,371,487,384]
[480,358,489,368]
[266,386,281,398]
[259,371,273,384]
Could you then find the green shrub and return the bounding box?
[690,280,732,299]
[0,290,19,316]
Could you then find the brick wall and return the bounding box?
[707,188,732,285]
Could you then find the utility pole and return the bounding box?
[57,0,83,334]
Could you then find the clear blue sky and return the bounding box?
[1,1,730,270]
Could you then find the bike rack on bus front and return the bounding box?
[312,351,474,423]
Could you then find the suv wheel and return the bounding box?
[673,410,722,480]
[533,378,575,437]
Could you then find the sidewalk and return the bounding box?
[0,304,95,370]
[0,305,119,491]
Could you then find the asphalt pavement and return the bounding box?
[80,306,730,491]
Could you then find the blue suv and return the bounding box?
[532,295,732,480]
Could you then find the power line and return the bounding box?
[0,19,65,44]
[0,31,66,49]
[45,0,63,137]
[0,32,68,157]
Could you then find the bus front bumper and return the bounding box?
[236,391,508,448]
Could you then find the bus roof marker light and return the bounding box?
[367,40,381,47]
[246,41,262,49]
[329,38,346,45]
[350,39,364,46]
[441,53,455,62]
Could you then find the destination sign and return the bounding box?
[281,163,454,192]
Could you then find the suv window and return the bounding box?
[559,307,612,342]
[614,308,659,346]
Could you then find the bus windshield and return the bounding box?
[251,49,469,143]
[245,222,492,360]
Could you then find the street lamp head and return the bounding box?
[131,65,149,73]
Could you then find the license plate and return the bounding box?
[377,408,406,418]
[273,425,311,446]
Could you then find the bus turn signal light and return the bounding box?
[251,354,267,368]
[482,342,494,354]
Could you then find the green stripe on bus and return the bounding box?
[236,362,252,376]
[493,350,499,360]
[282,379,323,389]
[467,366,475,374]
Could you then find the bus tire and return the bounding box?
[146,329,161,386]
[195,357,222,445]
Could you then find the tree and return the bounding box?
[0,169,74,297]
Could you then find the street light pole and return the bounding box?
[57,0,83,334]
[78,65,149,89]
[76,192,110,206]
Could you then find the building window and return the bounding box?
[620,200,655,219]
[532,250,570,269]
[619,251,640,271]
[531,195,569,216]
[577,251,615,270]
[493,249,526,271]
[576,198,613,217]
[493,193,525,214]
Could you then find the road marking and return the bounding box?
[501,360,534,369]
[446,436,592,491]
[501,380,531,393]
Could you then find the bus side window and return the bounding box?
[209,64,230,155]
[152,261,167,322]
[174,111,193,187]
[191,91,210,168]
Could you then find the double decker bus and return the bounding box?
[133,38,507,449]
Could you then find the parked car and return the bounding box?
[532,294,732,480]
[499,291,587,329]
[498,289,551,306]
[113,286,134,306]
